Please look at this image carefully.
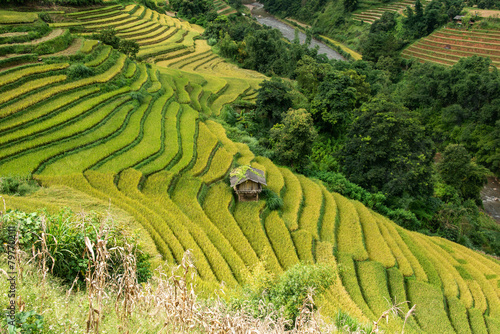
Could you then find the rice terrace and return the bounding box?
[1,0,500,333]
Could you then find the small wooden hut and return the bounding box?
[230,166,267,202]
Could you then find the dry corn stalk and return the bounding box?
[85,222,111,334]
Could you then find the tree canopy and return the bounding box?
[341,98,435,198]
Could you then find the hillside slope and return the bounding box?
[1,4,500,333]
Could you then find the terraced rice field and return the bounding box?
[214,0,237,16]
[402,27,500,68]
[1,4,500,333]
[353,0,427,24]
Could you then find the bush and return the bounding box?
[0,209,152,287]
[38,13,53,23]
[0,176,39,196]
[260,189,283,210]
[1,310,44,334]
[231,263,335,328]
[67,63,94,79]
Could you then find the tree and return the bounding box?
[294,55,331,99]
[92,28,120,49]
[344,0,358,12]
[341,98,435,198]
[255,77,293,126]
[270,109,317,169]
[118,39,139,59]
[437,144,490,203]
[310,70,369,135]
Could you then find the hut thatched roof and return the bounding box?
[230,166,267,188]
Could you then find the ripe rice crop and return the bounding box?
[468,308,488,334]
[173,74,191,104]
[0,54,126,118]
[255,157,284,194]
[233,201,283,275]
[97,94,172,173]
[333,193,368,261]
[314,246,369,323]
[297,175,322,239]
[83,170,174,262]
[40,98,148,174]
[291,229,314,264]
[264,211,299,270]
[396,226,440,286]
[357,261,405,331]
[210,79,250,116]
[386,267,420,330]
[0,88,128,147]
[37,172,171,264]
[0,93,130,163]
[485,316,500,333]
[0,86,99,133]
[411,233,469,303]
[131,63,148,90]
[467,280,487,312]
[146,68,161,93]
[139,172,220,282]
[8,102,134,176]
[279,168,302,231]
[447,296,472,334]
[200,146,233,184]
[85,46,112,67]
[66,5,122,17]
[0,63,69,88]
[124,62,136,78]
[116,168,184,264]
[205,120,238,155]
[315,241,334,264]
[168,104,198,174]
[189,83,202,111]
[375,213,426,279]
[235,142,254,166]
[171,176,243,285]
[202,182,259,268]
[337,253,376,319]
[374,214,414,277]
[354,201,395,268]
[406,280,455,333]
[189,122,219,176]
[317,183,337,246]
[139,102,180,175]
[0,75,67,106]
[78,10,124,21]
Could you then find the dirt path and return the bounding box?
[9,29,64,46]
[481,176,500,224]
[0,32,29,38]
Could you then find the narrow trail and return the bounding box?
[10,29,64,46]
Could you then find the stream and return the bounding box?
[245,2,344,61]
[482,177,500,224]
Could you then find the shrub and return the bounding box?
[231,263,335,328]
[0,209,152,287]
[261,189,283,211]
[0,176,39,196]
[38,13,53,23]
[67,63,94,79]
[1,310,44,334]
